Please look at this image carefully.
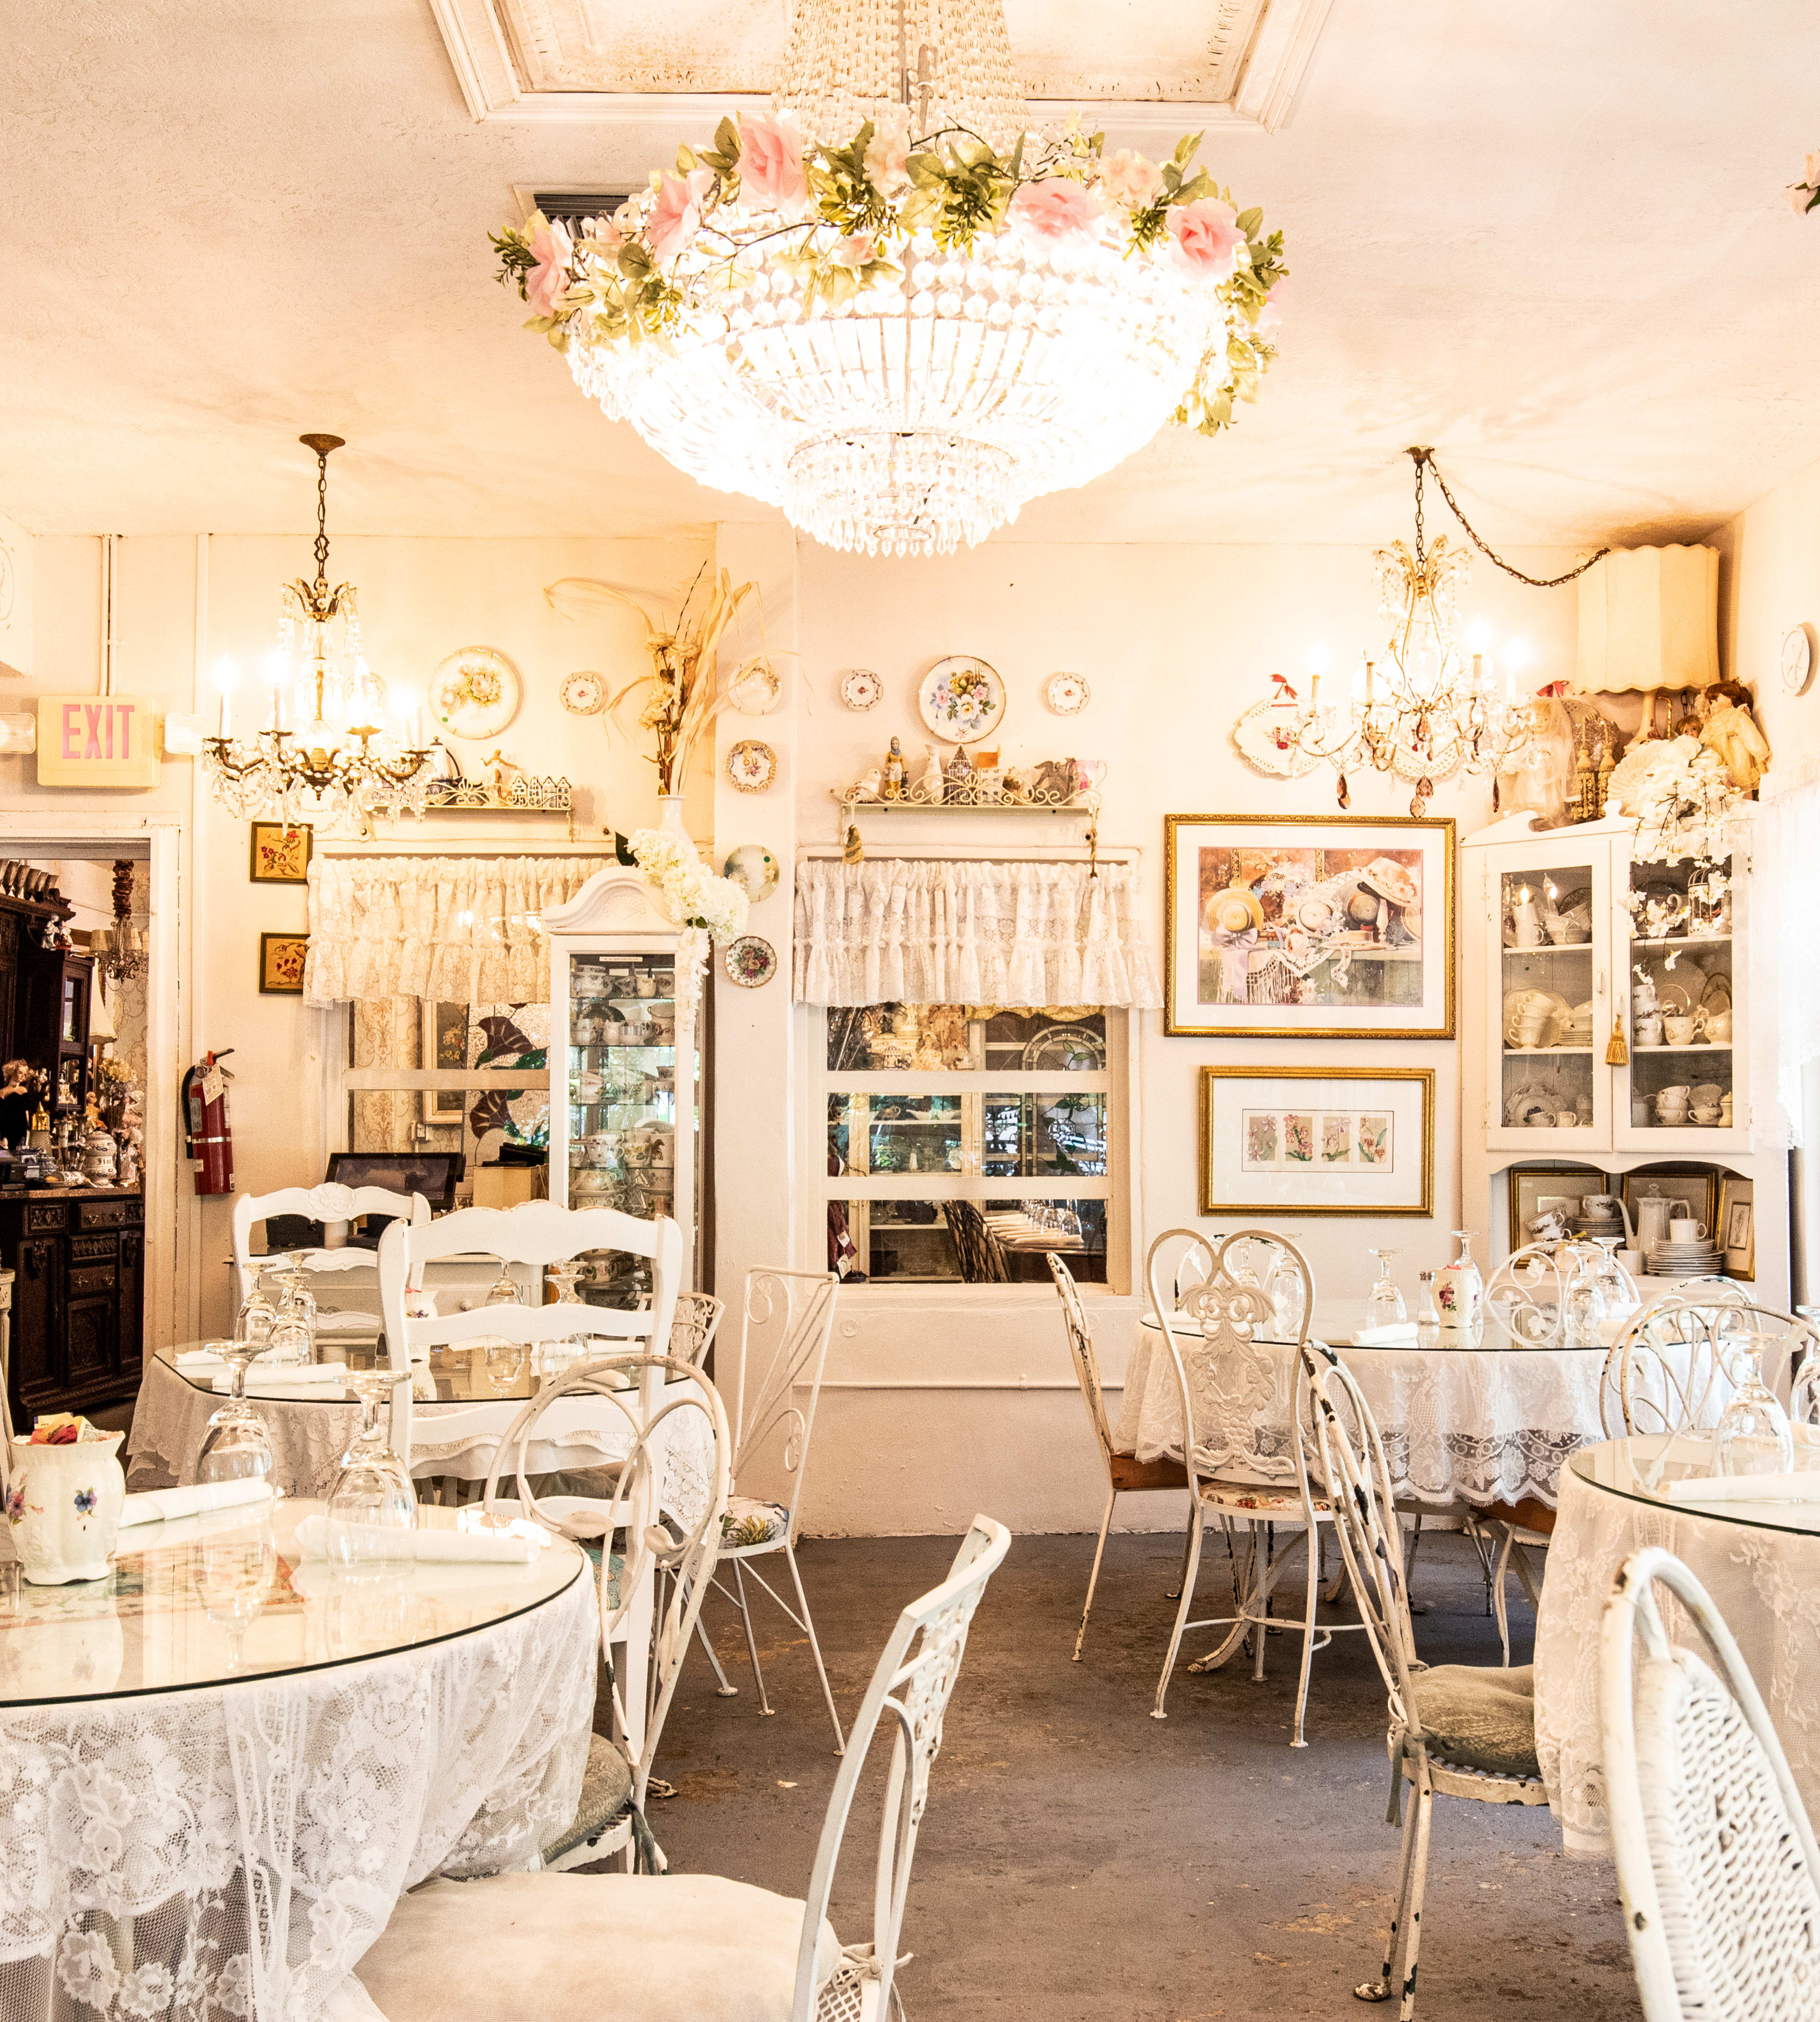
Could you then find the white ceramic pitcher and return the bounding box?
[1635,1195,1675,1254]
[5,1433,127,1583]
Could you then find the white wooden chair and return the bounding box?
[687,1268,846,1753]
[1308,1342,1547,2020]
[1147,1226,1366,1744]
[354,1514,1013,2022]
[1600,1546,1820,2022]
[231,1180,429,1332]
[1047,1251,1189,1663]
[473,1350,730,1873]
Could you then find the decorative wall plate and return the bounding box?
[560,671,606,716]
[1781,622,1815,695]
[724,934,777,987]
[918,655,1005,744]
[431,646,521,740]
[840,667,884,711]
[723,843,780,902]
[1230,697,1322,779]
[1044,671,1091,715]
[726,738,777,792]
[728,656,783,715]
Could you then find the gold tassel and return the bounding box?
[843,820,864,864]
[1606,1014,1629,1066]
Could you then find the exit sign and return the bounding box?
[35,696,162,787]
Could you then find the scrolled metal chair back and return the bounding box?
[1601,1293,1812,1438]
[1487,1240,1641,1350]
[731,1267,839,1509]
[1048,1251,1114,1466]
[669,1290,726,1371]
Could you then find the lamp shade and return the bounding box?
[1574,544,1720,693]
[88,972,117,1041]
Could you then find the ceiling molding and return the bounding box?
[431,0,1332,134]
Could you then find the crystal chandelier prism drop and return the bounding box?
[517,0,1285,558]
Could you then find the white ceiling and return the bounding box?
[4,0,1820,549]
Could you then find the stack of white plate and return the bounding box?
[1647,1239,1723,1277]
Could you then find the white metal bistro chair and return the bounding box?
[1308,1343,1547,2020]
[1048,1251,1189,1663]
[471,1350,730,1873]
[355,1514,1013,2022]
[1147,1226,1366,1744]
[231,1180,429,1332]
[1600,1546,1820,2022]
[1595,1287,1806,1438]
[688,1267,846,1752]
[669,1290,726,1370]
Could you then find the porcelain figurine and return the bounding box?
[883,736,907,800]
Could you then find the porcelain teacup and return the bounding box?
[1635,1014,1664,1047]
[1670,1217,1708,1242]
[1663,1015,1697,1045]
[1690,1105,1721,1125]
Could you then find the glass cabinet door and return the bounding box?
[1488,844,1610,1148]
[1619,848,1739,1143]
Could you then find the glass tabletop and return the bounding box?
[0,1498,586,1708]
[1570,1430,1820,1538]
[1135,1304,1591,1354]
[158,1337,606,1406]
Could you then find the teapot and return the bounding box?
[82,1129,118,1186]
[1634,1195,1676,1252]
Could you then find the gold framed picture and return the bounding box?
[1719,1174,1755,1281]
[1199,1065,1435,1217]
[249,821,312,883]
[1165,813,1455,1040]
[1508,1164,1614,1251]
[421,998,470,1125]
[258,932,309,994]
[1620,1167,1719,1238]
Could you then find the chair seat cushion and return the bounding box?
[722,1495,791,1547]
[540,1733,632,1865]
[1198,1480,1329,1514]
[1409,1663,1540,1779]
[1109,1451,1189,1492]
[355,1871,841,2022]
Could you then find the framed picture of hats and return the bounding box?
[1199,1065,1435,1217]
[1164,814,1455,1039]
[1719,1174,1755,1281]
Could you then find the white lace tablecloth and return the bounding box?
[1116,1317,1609,1509]
[0,1521,597,2022]
[1533,1436,1820,1858]
[128,1353,714,1528]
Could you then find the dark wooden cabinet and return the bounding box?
[0,1189,144,1428]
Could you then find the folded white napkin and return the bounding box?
[209,1364,349,1395]
[119,1478,276,1528]
[291,1514,544,1563]
[179,1349,347,1381]
[1665,1471,1820,1506]
[1352,1322,1420,1347]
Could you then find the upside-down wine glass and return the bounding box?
[1712,1331,1795,1478]
[196,1334,275,1487]
[325,1369,417,1573]
[1366,1249,1406,1333]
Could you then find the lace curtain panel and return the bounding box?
[1752,769,1820,1140]
[302,858,608,1009]
[793,858,1161,1008]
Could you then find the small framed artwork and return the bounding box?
[1199,1066,1435,1217]
[1508,1165,1614,1251]
[258,932,309,995]
[1164,814,1455,1040]
[249,821,312,883]
[1719,1174,1755,1281]
[1620,1167,1718,1236]
[421,999,471,1125]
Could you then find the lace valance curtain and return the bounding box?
[303,856,609,1008]
[793,858,1161,1008]
[1754,771,1820,1140]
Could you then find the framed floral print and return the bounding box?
[1165,814,1455,1039]
[249,821,312,883]
[258,933,309,994]
[1200,1065,1435,1216]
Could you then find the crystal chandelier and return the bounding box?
[201,435,434,834]
[91,862,145,984]
[497,0,1285,559]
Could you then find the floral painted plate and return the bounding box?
[1044,671,1091,715]
[726,739,777,793]
[723,843,780,902]
[918,656,1005,745]
[431,646,521,741]
[560,671,606,716]
[840,667,883,711]
[728,657,783,716]
[724,935,777,988]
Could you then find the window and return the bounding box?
[819,1003,1123,1287]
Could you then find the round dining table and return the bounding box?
[1115,1309,1610,1514]
[0,1495,595,2022]
[1533,1430,1820,1858]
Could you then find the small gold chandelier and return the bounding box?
[201,435,434,834]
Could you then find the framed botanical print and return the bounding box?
[249,821,312,883]
[1200,1066,1435,1217]
[1165,814,1455,1039]
[421,998,470,1125]
[258,932,308,994]
[1719,1174,1755,1281]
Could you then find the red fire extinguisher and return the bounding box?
[182,1049,236,1195]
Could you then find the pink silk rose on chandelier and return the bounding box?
[738,108,809,214]
[524,215,573,317]
[1098,149,1162,208]
[648,168,717,262]
[1007,179,1105,241]
[862,106,912,198]
[1169,197,1244,282]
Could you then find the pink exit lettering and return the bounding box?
[59,701,136,762]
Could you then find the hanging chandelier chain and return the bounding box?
[313,448,331,589]
[1411,447,1610,590]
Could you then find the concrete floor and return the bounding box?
[638,1526,1642,2022]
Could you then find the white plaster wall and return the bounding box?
[0,508,31,679]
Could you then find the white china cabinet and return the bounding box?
[544,869,708,1302]
[1462,810,1786,1296]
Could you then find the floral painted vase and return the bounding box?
[1432,1230,1484,1338]
[6,1432,127,1583]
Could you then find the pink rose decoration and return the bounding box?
[1789,182,1815,217]
[831,232,877,269]
[524,215,573,317]
[1257,276,1288,331]
[1007,179,1104,241]
[863,107,912,198]
[646,171,713,263]
[1168,197,1244,282]
[738,108,809,214]
[1099,148,1161,209]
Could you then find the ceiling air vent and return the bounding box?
[528,190,637,232]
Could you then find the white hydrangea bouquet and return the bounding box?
[628,827,750,1006]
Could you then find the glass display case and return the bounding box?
[545,872,708,1308]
